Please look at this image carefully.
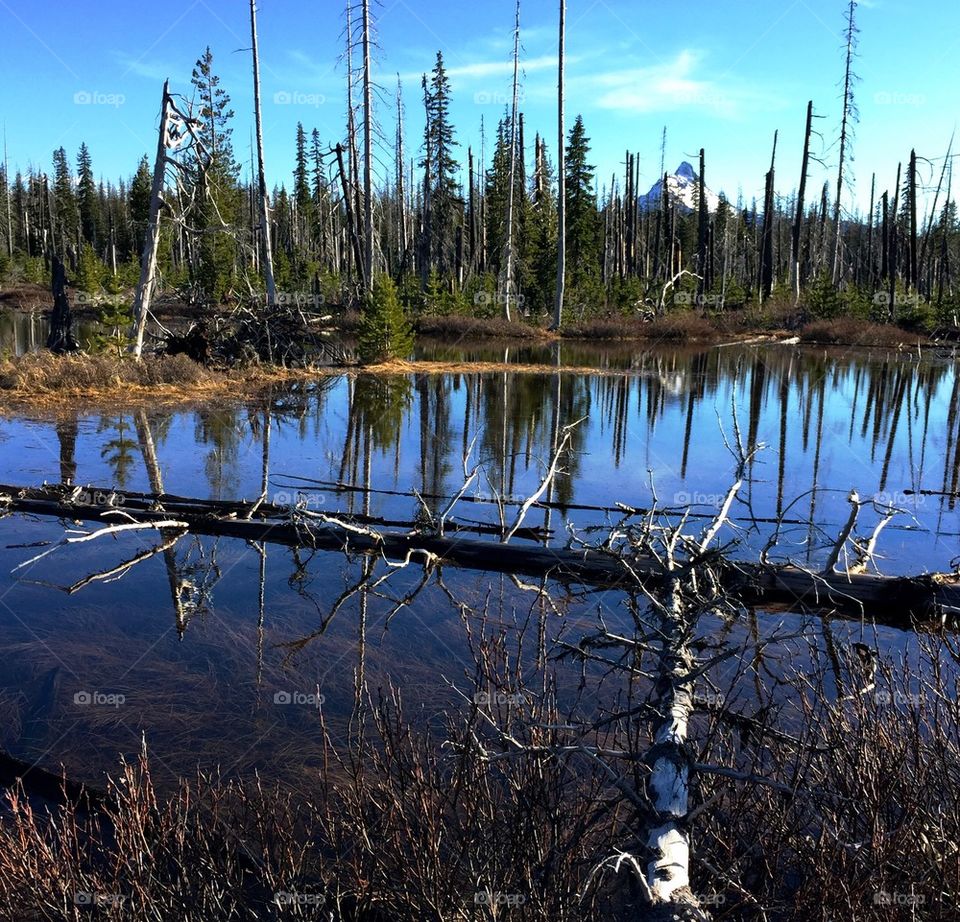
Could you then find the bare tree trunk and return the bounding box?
[3,128,11,259]
[759,132,777,303]
[552,0,566,329]
[889,161,901,321]
[832,0,858,287]
[345,0,363,289]
[696,148,708,298]
[865,171,875,290]
[792,100,812,303]
[467,146,476,274]
[502,0,521,322]
[395,76,407,272]
[361,0,374,292]
[250,0,276,307]
[908,148,918,293]
[919,135,953,295]
[131,80,172,360]
[335,143,364,286]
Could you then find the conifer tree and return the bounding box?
[359,273,414,363]
[76,143,101,249]
[129,155,153,255]
[190,46,241,304]
[564,115,601,293]
[52,147,78,251]
[422,52,461,278]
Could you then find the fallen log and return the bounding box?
[2,483,958,630]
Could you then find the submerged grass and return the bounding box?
[0,646,958,921]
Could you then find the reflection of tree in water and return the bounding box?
[353,375,412,452]
[193,406,244,499]
[416,375,452,513]
[478,371,590,509]
[96,415,137,487]
[54,417,79,484]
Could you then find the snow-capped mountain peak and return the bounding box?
[640,162,720,214]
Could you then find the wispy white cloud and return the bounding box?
[112,51,174,83]
[583,50,778,118]
[398,53,560,85]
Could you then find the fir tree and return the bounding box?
[359,273,414,363]
[128,155,152,255]
[52,147,78,248]
[190,46,241,305]
[76,143,101,248]
[423,52,461,276]
[564,115,601,291]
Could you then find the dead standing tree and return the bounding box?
[552,0,566,330]
[501,0,522,322]
[831,0,860,287]
[249,0,277,309]
[130,80,175,359]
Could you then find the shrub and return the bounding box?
[358,274,414,364]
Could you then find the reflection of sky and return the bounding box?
[0,344,957,791]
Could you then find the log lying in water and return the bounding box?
[2,483,958,630]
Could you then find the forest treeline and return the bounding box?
[0,1,957,336]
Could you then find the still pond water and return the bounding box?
[0,339,957,793]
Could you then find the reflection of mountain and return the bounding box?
[639,161,720,214]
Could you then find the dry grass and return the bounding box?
[1,644,958,920]
[800,318,924,348]
[0,353,321,408]
[561,310,718,342]
[415,314,550,340]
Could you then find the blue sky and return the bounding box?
[0,0,956,216]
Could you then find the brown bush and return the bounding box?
[800,318,920,348]
[415,313,546,340]
[0,353,217,395]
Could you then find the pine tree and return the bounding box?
[528,140,558,316]
[293,123,313,247]
[76,143,101,248]
[190,46,241,304]
[564,115,601,293]
[423,52,461,277]
[52,147,78,250]
[358,273,414,363]
[129,155,152,255]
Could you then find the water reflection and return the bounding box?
[0,343,958,793]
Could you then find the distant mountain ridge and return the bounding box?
[639,161,721,214]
